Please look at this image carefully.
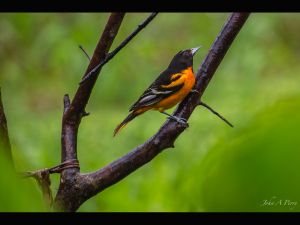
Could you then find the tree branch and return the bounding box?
[54,13,125,211]
[61,13,126,165]
[25,13,248,212]
[0,88,13,167]
[54,12,158,211]
[79,12,158,84]
[79,12,250,203]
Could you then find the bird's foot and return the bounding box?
[190,89,199,94]
[168,116,189,127]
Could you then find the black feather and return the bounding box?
[129,48,194,112]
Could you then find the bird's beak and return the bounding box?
[190,46,201,56]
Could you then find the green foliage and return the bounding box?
[0,13,300,211]
[198,96,300,211]
[0,154,46,211]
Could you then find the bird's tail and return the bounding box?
[113,112,138,137]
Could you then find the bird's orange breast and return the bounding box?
[153,67,195,111]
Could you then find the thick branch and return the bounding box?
[0,88,13,166]
[81,12,250,200]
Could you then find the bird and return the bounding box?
[113,47,201,136]
[113,46,233,136]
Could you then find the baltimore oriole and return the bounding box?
[114,46,233,136]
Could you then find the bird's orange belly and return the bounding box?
[153,67,195,111]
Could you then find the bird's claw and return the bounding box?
[190,89,199,94]
[168,116,189,127]
[179,119,189,128]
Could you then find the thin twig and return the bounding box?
[79,12,158,85]
[199,101,234,127]
[22,159,80,177]
[79,45,91,61]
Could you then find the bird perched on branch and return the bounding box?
[114,46,232,136]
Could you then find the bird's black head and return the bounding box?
[168,47,201,72]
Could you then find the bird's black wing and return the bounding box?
[129,69,184,111]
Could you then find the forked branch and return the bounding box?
[54,12,159,211]
[55,13,250,211]
[20,13,249,212]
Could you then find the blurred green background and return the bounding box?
[1,13,300,212]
